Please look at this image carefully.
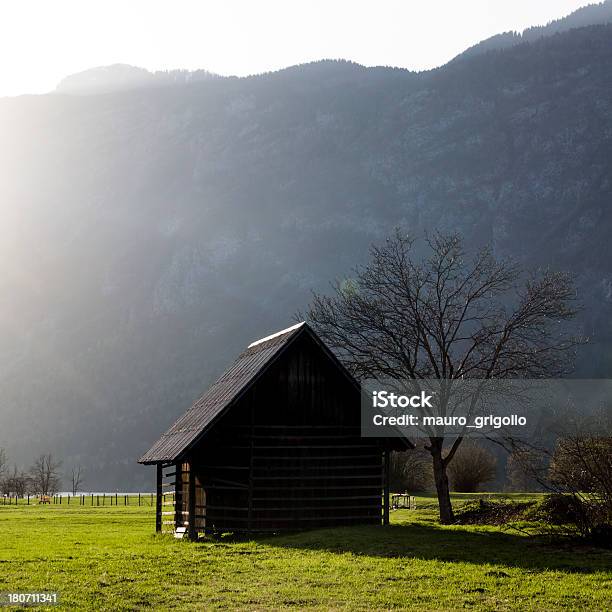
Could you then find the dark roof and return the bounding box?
[138,322,355,464]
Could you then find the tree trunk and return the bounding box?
[431,443,455,524]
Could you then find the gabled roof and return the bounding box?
[138,322,357,464]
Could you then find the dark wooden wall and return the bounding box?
[184,333,384,533]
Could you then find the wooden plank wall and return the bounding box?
[187,332,384,533]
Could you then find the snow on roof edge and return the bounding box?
[247,321,306,348]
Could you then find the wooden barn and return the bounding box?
[138,322,394,538]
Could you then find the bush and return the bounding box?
[549,437,612,493]
[455,499,534,525]
[505,449,545,492]
[534,494,587,526]
[589,524,612,548]
[547,436,612,537]
[447,441,497,492]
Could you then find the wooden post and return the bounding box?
[156,463,162,533]
[174,462,183,531]
[247,401,254,532]
[188,462,196,540]
[383,450,390,526]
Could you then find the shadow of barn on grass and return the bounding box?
[243,523,611,574]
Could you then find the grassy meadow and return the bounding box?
[0,493,610,610]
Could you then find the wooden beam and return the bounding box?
[252,494,380,502]
[252,474,383,481]
[253,454,381,461]
[174,461,183,530]
[383,450,390,526]
[188,462,196,540]
[199,503,380,512]
[155,463,162,533]
[247,402,255,531]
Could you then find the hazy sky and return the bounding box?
[0,0,596,97]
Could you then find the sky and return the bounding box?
[0,0,596,97]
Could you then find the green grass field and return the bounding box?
[1,494,610,610]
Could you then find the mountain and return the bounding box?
[460,0,612,59]
[55,64,218,95]
[1,25,612,489]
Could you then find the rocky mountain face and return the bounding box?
[1,25,611,489]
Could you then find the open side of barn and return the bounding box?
[139,322,392,537]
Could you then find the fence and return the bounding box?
[0,493,175,507]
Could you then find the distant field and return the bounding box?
[1,493,610,610]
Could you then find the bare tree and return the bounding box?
[0,450,8,496]
[390,445,433,493]
[70,465,84,495]
[0,465,30,497]
[0,448,6,483]
[447,441,497,492]
[8,465,30,497]
[29,454,62,496]
[505,448,545,492]
[549,436,612,526]
[306,230,580,523]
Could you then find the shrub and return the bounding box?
[505,449,545,492]
[535,494,587,526]
[589,523,612,548]
[547,436,612,536]
[447,441,497,492]
[455,499,534,525]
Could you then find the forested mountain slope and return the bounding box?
[0,25,611,488]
